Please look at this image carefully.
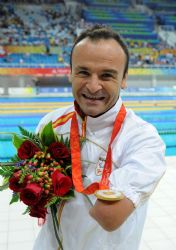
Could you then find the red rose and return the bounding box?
[20,183,43,206]
[29,205,47,219]
[18,140,40,160]
[29,198,48,219]
[52,170,72,196]
[9,172,27,192]
[47,142,70,162]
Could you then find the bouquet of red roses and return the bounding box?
[0,121,74,250]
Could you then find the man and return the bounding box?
[33,25,166,250]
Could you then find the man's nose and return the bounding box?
[86,75,102,93]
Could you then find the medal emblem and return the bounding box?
[95,190,124,201]
[95,157,105,176]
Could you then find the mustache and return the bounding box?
[82,91,105,98]
[82,94,105,100]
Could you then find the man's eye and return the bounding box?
[102,73,113,79]
[77,71,89,76]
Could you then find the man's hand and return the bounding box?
[89,197,134,232]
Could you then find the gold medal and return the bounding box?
[94,189,124,201]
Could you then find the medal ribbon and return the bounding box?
[70,104,126,195]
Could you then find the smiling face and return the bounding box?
[70,38,127,117]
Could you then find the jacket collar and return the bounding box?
[74,97,123,132]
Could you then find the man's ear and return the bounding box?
[68,74,72,83]
[121,73,128,89]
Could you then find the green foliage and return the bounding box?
[12,134,24,149]
[19,168,28,183]
[18,126,34,138]
[10,155,21,162]
[60,189,74,200]
[0,181,9,191]
[39,121,57,146]
[59,135,70,148]
[65,165,71,172]
[46,197,61,207]
[18,126,43,150]
[10,193,19,205]
[0,165,14,178]
[22,206,30,215]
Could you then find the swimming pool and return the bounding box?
[0,96,176,161]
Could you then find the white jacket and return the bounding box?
[33,97,166,250]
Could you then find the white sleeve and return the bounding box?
[109,124,166,207]
[35,109,59,134]
[35,106,73,134]
[35,116,47,134]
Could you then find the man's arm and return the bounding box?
[89,196,134,232]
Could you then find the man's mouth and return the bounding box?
[82,93,105,100]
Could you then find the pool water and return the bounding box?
[0,96,176,161]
